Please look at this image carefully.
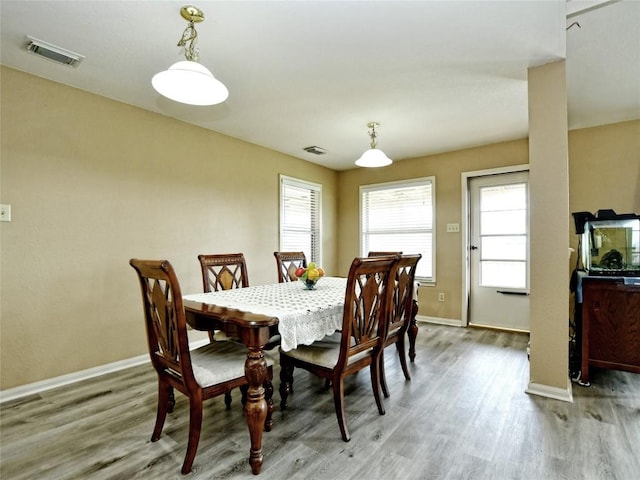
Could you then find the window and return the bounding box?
[360,177,435,282]
[279,175,322,264]
[478,182,528,289]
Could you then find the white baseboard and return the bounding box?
[418,315,462,327]
[525,380,574,403]
[0,339,209,404]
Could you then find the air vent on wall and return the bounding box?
[303,146,327,155]
[26,36,84,67]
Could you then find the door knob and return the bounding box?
[470,245,478,250]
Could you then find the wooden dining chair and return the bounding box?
[198,253,249,293]
[279,255,400,442]
[199,252,282,350]
[368,251,403,257]
[197,253,250,407]
[129,259,274,475]
[379,254,421,398]
[273,251,307,283]
[198,253,249,342]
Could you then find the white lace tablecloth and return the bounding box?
[183,277,347,352]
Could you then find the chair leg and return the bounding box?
[331,375,350,442]
[408,300,419,362]
[264,377,274,432]
[370,358,386,416]
[396,337,411,381]
[380,349,390,398]
[224,390,233,410]
[168,387,176,413]
[279,358,294,410]
[182,395,203,474]
[151,380,171,441]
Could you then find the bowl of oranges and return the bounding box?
[295,262,325,289]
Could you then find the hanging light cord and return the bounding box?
[368,125,378,149]
[178,20,199,61]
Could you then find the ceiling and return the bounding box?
[1,1,638,171]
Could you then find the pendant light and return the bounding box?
[355,122,393,168]
[152,5,228,106]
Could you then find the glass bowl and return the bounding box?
[303,279,318,290]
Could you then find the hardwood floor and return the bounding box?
[2,324,639,479]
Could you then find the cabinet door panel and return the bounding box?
[581,279,640,382]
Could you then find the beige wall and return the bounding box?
[0,67,338,389]
[568,120,640,245]
[338,138,530,320]
[338,120,638,322]
[2,65,638,392]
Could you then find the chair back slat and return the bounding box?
[389,254,422,335]
[338,256,400,367]
[130,259,197,390]
[273,251,307,283]
[198,253,249,292]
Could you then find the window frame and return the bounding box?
[279,174,322,265]
[359,176,436,283]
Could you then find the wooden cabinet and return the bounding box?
[581,277,640,383]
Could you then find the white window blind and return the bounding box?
[360,177,435,281]
[279,175,322,264]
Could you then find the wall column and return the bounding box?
[527,60,572,401]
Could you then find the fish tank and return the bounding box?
[573,210,640,277]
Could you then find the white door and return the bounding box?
[469,172,530,331]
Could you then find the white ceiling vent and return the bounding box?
[26,36,84,67]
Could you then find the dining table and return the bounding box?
[182,276,419,475]
[183,276,347,474]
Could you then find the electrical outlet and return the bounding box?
[0,204,11,222]
[438,292,445,302]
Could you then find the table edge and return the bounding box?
[183,299,279,328]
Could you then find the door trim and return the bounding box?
[460,164,529,327]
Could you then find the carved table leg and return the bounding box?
[244,348,268,475]
[263,378,274,432]
[408,299,419,362]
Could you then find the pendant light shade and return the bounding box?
[355,148,393,168]
[152,60,228,106]
[355,122,393,168]
[152,6,228,106]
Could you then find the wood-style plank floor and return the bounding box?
[2,324,639,480]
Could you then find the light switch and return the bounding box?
[0,204,11,222]
[446,223,459,233]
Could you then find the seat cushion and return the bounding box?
[315,331,342,344]
[386,324,403,338]
[190,341,274,387]
[280,336,372,369]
